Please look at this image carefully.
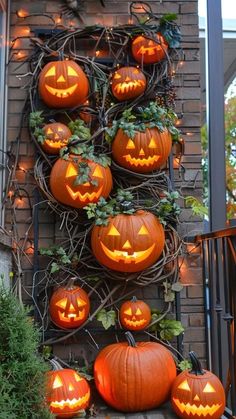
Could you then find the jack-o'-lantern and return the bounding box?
[47,367,90,418]
[94,332,176,412]
[50,155,113,209]
[132,33,168,64]
[120,296,151,330]
[41,122,71,154]
[112,127,172,173]
[91,210,165,273]
[171,352,226,419]
[38,60,89,108]
[111,66,146,101]
[49,285,90,329]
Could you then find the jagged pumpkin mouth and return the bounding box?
[123,318,147,327]
[173,398,222,416]
[50,391,90,410]
[137,45,163,56]
[100,242,155,264]
[45,140,66,148]
[113,80,145,94]
[58,309,85,323]
[66,185,103,201]
[45,84,78,97]
[123,154,160,167]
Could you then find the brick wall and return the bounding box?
[7,0,205,364]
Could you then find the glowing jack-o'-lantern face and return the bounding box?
[112,127,172,173]
[132,33,168,65]
[111,67,146,101]
[49,286,90,329]
[120,297,151,330]
[91,210,165,273]
[41,122,71,155]
[47,368,90,418]
[39,60,89,108]
[171,352,226,419]
[50,155,113,209]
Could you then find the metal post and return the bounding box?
[205,0,227,230]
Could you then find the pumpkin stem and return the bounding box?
[49,358,63,371]
[189,351,205,376]
[125,331,137,347]
[131,296,138,302]
[66,277,76,289]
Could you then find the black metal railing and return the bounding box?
[196,226,236,417]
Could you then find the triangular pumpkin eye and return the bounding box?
[126,139,135,149]
[77,298,86,307]
[133,69,140,74]
[124,308,132,315]
[178,380,191,391]
[67,66,78,76]
[45,66,56,77]
[138,225,149,235]
[148,137,157,148]
[47,128,53,135]
[66,164,78,178]
[92,166,103,178]
[53,375,63,389]
[55,298,67,309]
[107,225,120,236]
[114,72,121,79]
[203,382,216,393]
[58,127,63,132]
[135,308,142,315]
[74,372,82,382]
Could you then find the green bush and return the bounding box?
[0,285,53,419]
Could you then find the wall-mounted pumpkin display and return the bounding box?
[91,210,165,272]
[41,122,71,154]
[171,352,226,419]
[94,332,176,412]
[49,285,90,329]
[132,33,168,65]
[50,155,113,209]
[120,296,151,330]
[47,367,90,418]
[38,60,89,108]
[111,66,146,101]
[112,127,172,173]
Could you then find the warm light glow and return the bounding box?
[92,166,103,178]
[148,137,157,148]
[16,8,29,18]
[53,375,63,389]
[113,78,145,94]
[124,308,132,315]
[126,139,135,149]
[55,16,62,24]
[100,242,156,264]
[107,225,120,236]
[74,372,83,382]
[138,225,149,235]
[172,398,222,416]
[56,298,67,309]
[66,164,78,178]
[66,185,103,202]
[178,380,191,391]
[136,308,142,315]
[95,50,100,57]
[203,382,216,393]
[8,190,14,198]
[50,391,90,409]
[123,154,160,167]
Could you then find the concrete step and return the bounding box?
[89,402,177,418]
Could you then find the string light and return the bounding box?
[16,9,29,18]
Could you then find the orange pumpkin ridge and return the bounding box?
[132,33,168,65]
[42,122,71,155]
[120,296,151,330]
[111,66,146,101]
[171,352,226,419]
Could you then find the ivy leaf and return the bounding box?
[96,309,116,330]
[159,319,184,340]
[178,360,192,371]
[164,290,175,302]
[171,282,184,292]
[50,262,60,274]
[185,196,208,218]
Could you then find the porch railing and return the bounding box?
[196,226,236,416]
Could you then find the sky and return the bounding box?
[198,0,236,19]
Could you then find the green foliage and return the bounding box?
[150,311,184,341]
[178,359,192,371]
[105,102,180,143]
[39,246,72,274]
[159,14,182,48]
[163,280,183,303]
[68,119,91,141]
[185,196,208,218]
[29,111,46,144]
[0,285,53,419]
[96,309,116,330]
[155,191,181,225]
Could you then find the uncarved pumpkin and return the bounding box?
[49,285,90,329]
[120,296,151,330]
[91,210,165,273]
[42,122,71,155]
[111,66,146,101]
[38,60,89,108]
[112,127,172,173]
[132,33,168,65]
[94,332,176,412]
[50,155,113,209]
[171,352,226,419]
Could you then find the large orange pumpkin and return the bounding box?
[171,352,226,419]
[47,367,90,418]
[111,66,146,101]
[91,210,165,273]
[50,155,113,209]
[94,332,176,412]
[132,33,168,64]
[42,122,71,155]
[49,285,90,329]
[120,296,151,330]
[112,127,172,173]
[38,60,89,108]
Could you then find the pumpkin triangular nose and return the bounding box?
[193,394,200,401]
[69,303,76,312]
[139,148,145,156]
[57,75,66,83]
[122,240,132,249]
[125,77,131,82]
[54,134,59,139]
[148,40,154,46]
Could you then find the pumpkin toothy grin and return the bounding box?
[113,80,145,94]
[172,398,222,417]
[137,45,162,56]
[50,391,90,410]
[58,309,85,323]
[123,154,160,167]
[45,83,78,97]
[66,185,103,201]
[100,242,156,264]
[123,318,147,327]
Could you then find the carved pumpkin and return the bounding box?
[112,127,172,173]
[38,60,89,108]
[91,210,165,273]
[49,285,90,329]
[50,155,113,209]
[47,367,90,418]
[111,66,146,101]
[94,332,176,412]
[120,296,151,330]
[41,122,71,154]
[132,33,168,65]
[171,352,226,419]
